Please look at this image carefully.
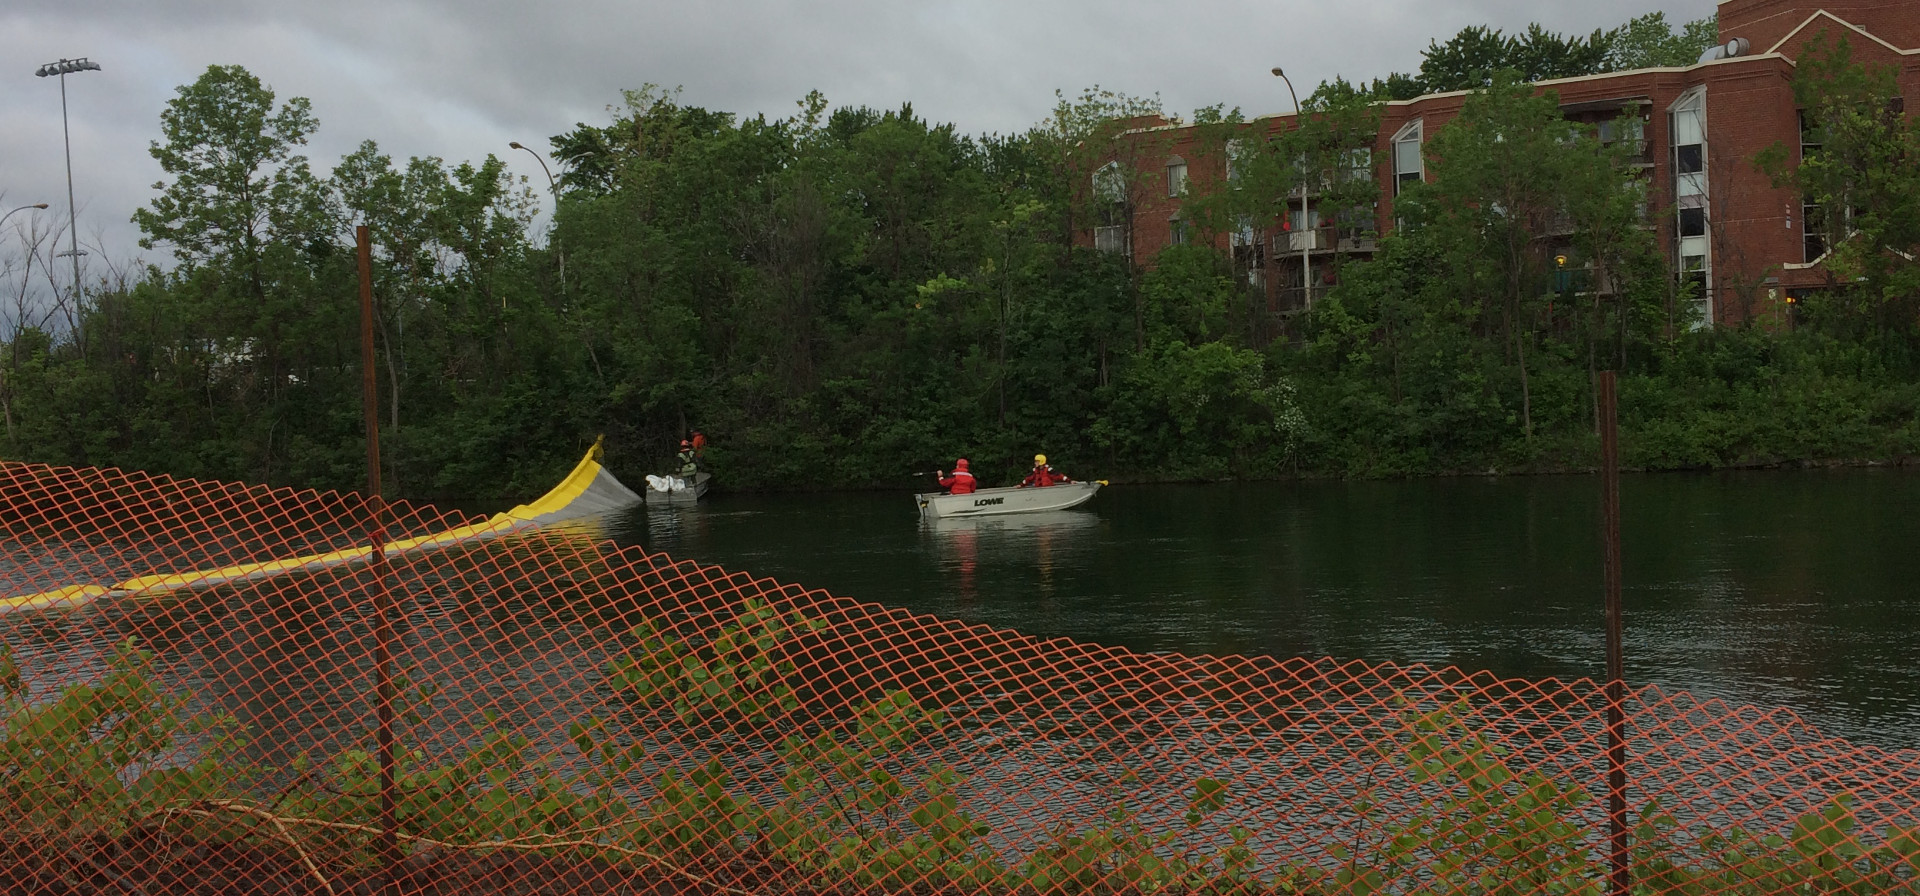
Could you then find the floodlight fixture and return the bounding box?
[35,55,103,300]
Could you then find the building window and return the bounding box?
[1092,161,1128,256]
[1229,216,1256,247]
[1800,110,1828,262]
[1169,216,1189,245]
[1598,113,1648,160]
[1341,147,1373,184]
[1675,144,1703,174]
[1226,139,1248,185]
[1093,161,1124,204]
[1288,205,1315,233]
[1166,157,1188,197]
[1671,90,1707,195]
[1669,87,1710,327]
[1391,120,1423,194]
[1678,206,1706,237]
[1803,200,1827,262]
[1229,216,1264,290]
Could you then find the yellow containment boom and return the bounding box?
[1,438,642,615]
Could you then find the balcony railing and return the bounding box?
[1275,228,1325,253]
[1273,228,1378,254]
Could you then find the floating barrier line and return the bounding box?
[1,438,639,615]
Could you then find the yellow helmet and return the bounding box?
[1034,454,1047,465]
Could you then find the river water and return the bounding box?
[606,468,1920,751]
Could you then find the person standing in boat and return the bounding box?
[690,430,707,461]
[937,458,977,495]
[675,439,699,483]
[1020,454,1071,488]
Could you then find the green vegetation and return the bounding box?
[2,19,1915,500]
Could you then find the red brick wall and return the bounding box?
[1700,57,1805,323]
[1719,0,1920,54]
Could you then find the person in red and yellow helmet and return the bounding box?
[1019,453,1071,488]
[937,458,978,495]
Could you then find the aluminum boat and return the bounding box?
[914,480,1101,519]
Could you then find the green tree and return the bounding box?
[1305,73,1662,463]
[1603,12,1720,70]
[127,64,350,485]
[1185,86,1383,341]
[133,65,328,279]
[1758,35,1920,341]
[1416,24,1608,93]
[1030,87,1175,350]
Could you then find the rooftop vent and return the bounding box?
[1698,36,1750,63]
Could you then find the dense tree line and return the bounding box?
[2,27,1916,500]
[1352,12,1721,101]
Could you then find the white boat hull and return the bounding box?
[915,481,1101,519]
[643,471,711,504]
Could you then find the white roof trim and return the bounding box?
[1763,10,1916,57]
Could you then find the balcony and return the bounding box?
[1274,228,1325,253]
[1273,228,1378,255]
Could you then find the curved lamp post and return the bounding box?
[508,141,564,294]
[1271,66,1311,310]
[35,57,101,303]
[0,203,50,231]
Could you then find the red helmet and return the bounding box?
[680,440,691,448]
[955,458,969,469]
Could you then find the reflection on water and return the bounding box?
[601,470,1920,750]
[921,511,1102,604]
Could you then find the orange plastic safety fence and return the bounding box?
[3,459,1919,896]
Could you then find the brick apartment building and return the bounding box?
[1085,0,1920,328]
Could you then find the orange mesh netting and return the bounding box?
[2,457,1918,895]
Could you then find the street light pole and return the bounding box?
[0,204,51,231]
[508,141,564,294]
[1271,67,1311,311]
[35,57,101,304]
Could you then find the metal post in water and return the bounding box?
[1597,370,1628,895]
[358,225,400,894]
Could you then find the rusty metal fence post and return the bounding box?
[358,225,400,894]
[1598,370,1628,895]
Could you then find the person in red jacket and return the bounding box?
[1020,453,1071,488]
[937,458,977,495]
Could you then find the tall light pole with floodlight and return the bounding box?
[1271,66,1311,311]
[35,57,102,303]
[509,141,565,294]
[0,204,51,231]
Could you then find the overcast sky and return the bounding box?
[3,0,1709,283]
